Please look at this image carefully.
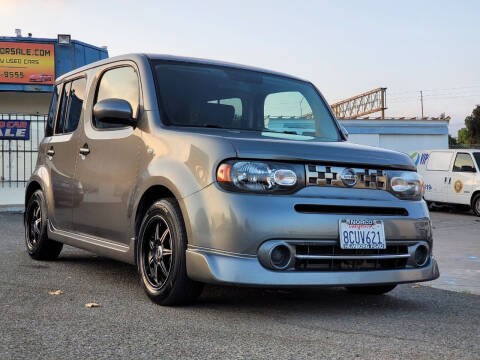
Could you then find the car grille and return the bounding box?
[306,164,388,190]
[293,241,410,271]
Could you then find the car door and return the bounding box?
[423,151,453,202]
[44,78,85,231]
[447,152,477,205]
[72,64,142,244]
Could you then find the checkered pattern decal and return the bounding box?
[305,165,388,190]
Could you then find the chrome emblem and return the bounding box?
[340,168,358,187]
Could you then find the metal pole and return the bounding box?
[381,88,385,119]
[8,139,11,186]
[420,90,424,119]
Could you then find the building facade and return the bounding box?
[339,117,449,154]
[0,35,108,114]
[1,34,108,205]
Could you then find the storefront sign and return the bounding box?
[0,120,30,140]
[0,42,55,85]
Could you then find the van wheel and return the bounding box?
[472,194,480,217]
[136,198,203,305]
[25,189,63,260]
[345,285,397,295]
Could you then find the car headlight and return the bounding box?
[388,171,424,200]
[216,160,305,194]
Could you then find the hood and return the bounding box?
[174,128,416,170]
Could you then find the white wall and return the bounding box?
[341,119,449,154]
[0,185,24,207]
[378,134,448,153]
[348,134,379,147]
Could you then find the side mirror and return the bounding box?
[340,125,349,140]
[460,165,476,173]
[93,98,136,127]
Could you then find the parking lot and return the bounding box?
[0,210,479,359]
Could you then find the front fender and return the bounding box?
[26,165,52,217]
[130,127,237,241]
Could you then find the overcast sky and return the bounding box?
[1,0,479,135]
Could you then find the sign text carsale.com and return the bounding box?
[0,42,55,85]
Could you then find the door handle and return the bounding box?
[444,177,447,183]
[47,147,55,156]
[448,177,452,184]
[79,143,90,156]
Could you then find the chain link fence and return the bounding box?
[450,144,480,149]
[1,113,46,188]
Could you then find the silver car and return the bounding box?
[24,54,439,305]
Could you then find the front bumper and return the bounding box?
[186,248,439,286]
[181,183,439,286]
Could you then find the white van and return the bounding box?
[410,149,480,216]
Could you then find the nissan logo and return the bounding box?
[340,168,358,187]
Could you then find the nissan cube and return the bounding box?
[24,54,439,305]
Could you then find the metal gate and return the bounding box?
[0,113,46,188]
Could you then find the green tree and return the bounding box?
[465,105,480,144]
[448,134,457,146]
[457,127,469,144]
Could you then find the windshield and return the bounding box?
[473,152,480,170]
[152,61,340,141]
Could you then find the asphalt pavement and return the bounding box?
[0,211,479,359]
[428,208,480,294]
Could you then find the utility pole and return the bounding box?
[420,90,424,119]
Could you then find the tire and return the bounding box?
[24,189,63,260]
[472,194,480,217]
[136,198,203,305]
[345,284,397,295]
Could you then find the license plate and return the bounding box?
[339,219,386,249]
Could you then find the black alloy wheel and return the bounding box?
[142,215,173,289]
[24,189,63,260]
[26,197,42,251]
[137,199,203,305]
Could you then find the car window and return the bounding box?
[94,66,139,129]
[264,91,315,136]
[426,151,453,171]
[45,85,61,137]
[55,82,71,135]
[64,78,86,133]
[453,153,476,172]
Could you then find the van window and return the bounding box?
[94,66,139,129]
[55,82,71,134]
[64,78,86,133]
[426,151,453,171]
[45,85,61,137]
[453,153,476,172]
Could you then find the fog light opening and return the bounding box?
[270,244,291,270]
[414,245,429,267]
